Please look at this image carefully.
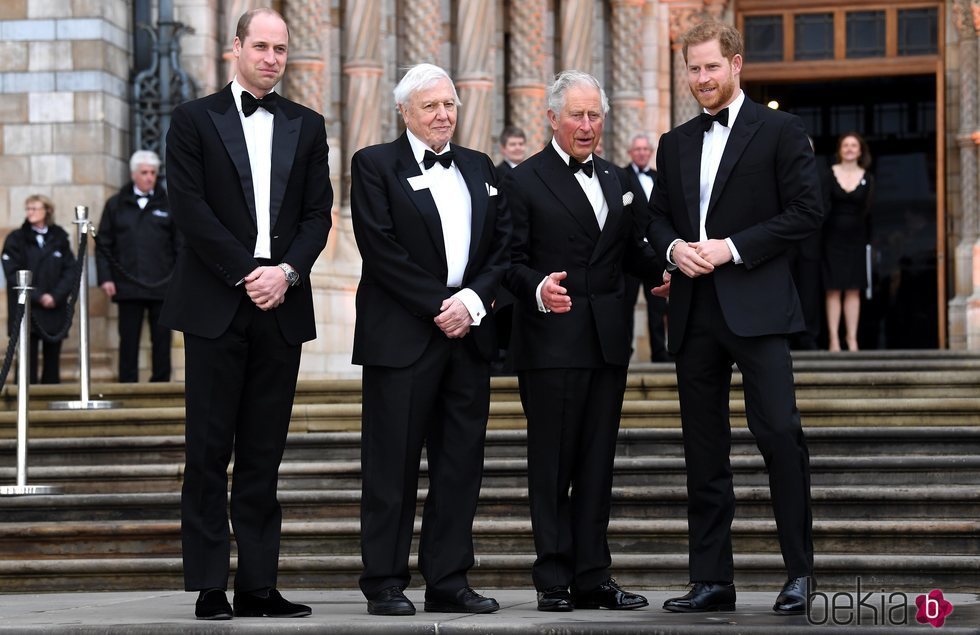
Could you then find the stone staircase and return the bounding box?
[1,351,978,594]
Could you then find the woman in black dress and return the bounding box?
[822,132,874,351]
[2,194,75,383]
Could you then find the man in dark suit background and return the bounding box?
[622,133,669,362]
[648,21,821,615]
[163,8,332,620]
[494,126,526,180]
[351,63,509,617]
[501,70,662,613]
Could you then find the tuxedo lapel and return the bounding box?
[678,124,703,239]
[207,86,257,227]
[707,99,763,218]
[453,149,488,280]
[534,144,601,242]
[592,159,623,263]
[269,102,301,230]
[394,134,448,270]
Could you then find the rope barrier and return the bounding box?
[0,302,26,392]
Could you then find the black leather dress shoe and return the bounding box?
[233,588,311,617]
[773,576,813,615]
[573,578,648,610]
[367,587,416,616]
[537,587,574,612]
[195,589,232,620]
[424,587,499,613]
[663,582,736,612]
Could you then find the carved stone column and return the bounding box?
[955,0,980,348]
[455,0,495,154]
[668,3,709,127]
[343,0,384,207]
[402,0,442,65]
[283,0,325,114]
[560,0,593,73]
[609,0,645,164]
[507,0,549,152]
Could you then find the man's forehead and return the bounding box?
[412,80,453,101]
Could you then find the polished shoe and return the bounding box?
[233,588,311,618]
[424,586,499,613]
[367,586,416,616]
[537,586,574,612]
[663,582,736,612]
[573,578,648,610]
[195,589,232,620]
[773,576,813,615]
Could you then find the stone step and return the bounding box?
[3,396,980,438]
[3,452,978,494]
[2,485,977,523]
[0,552,975,593]
[4,518,976,560]
[4,427,978,469]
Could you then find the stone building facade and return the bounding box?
[0,0,977,380]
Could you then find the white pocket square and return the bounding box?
[486,183,498,196]
[407,174,429,191]
[622,192,634,205]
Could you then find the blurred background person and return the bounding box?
[2,194,75,384]
[97,150,179,382]
[495,126,526,179]
[622,133,669,361]
[822,132,874,352]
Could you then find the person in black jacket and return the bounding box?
[96,150,179,382]
[2,194,75,384]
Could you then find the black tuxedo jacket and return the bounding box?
[648,96,823,352]
[502,144,661,369]
[350,133,512,368]
[161,84,332,344]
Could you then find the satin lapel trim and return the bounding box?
[208,105,257,227]
[395,139,448,271]
[592,161,622,263]
[269,106,301,230]
[535,146,601,242]
[454,151,488,279]
[679,125,703,240]
[707,105,763,218]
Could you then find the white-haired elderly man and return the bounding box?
[499,70,665,612]
[96,149,180,382]
[350,63,511,616]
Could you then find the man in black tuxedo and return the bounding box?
[648,22,821,615]
[622,133,669,362]
[501,70,663,613]
[495,126,526,180]
[351,63,509,617]
[162,8,331,621]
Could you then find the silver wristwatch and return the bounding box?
[277,262,300,286]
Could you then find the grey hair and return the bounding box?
[130,150,161,173]
[548,70,609,115]
[393,63,461,109]
[630,133,651,146]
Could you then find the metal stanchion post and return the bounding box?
[49,205,118,410]
[1,271,58,496]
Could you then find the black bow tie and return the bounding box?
[700,108,729,132]
[639,168,654,177]
[422,149,455,170]
[569,157,594,178]
[241,91,277,117]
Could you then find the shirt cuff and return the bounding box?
[725,237,743,265]
[666,238,683,271]
[452,288,487,326]
[535,277,550,313]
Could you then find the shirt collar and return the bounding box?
[406,129,453,165]
[231,77,276,115]
[703,89,745,127]
[133,186,152,198]
[550,138,593,170]
[631,162,650,174]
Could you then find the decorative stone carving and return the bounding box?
[560,0,593,73]
[403,0,442,65]
[455,0,495,154]
[610,0,645,164]
[283,0,325,115]
[507,0,548,152]
[343,0,384,206]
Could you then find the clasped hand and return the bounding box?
[244,266,288,310]
[673,239,732,278]
[434,297,471,338]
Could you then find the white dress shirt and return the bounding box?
[231,77,274,259]
[405,130,486,326]
[631,162,654,201]
[667,89,745,267]
[535,139,610,312]
[134,186,151,210]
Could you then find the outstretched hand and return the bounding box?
[542,271,572,313]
